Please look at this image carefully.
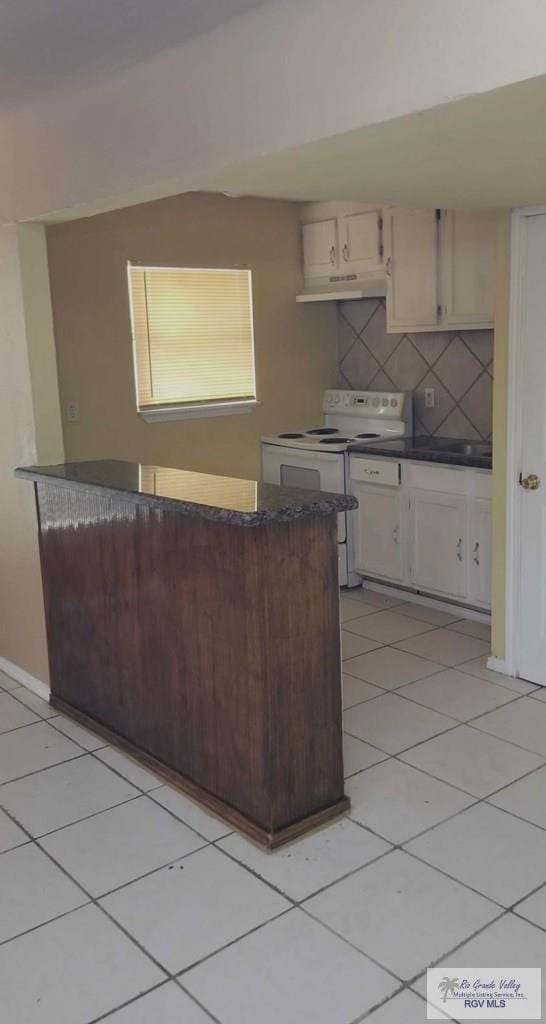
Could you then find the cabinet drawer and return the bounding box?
[350,458,400,486]
[405,462,465,494]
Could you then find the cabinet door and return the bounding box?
[340,211,382,274]
[409,489,466,598]
[352,483,404,583]
[441,210,496,328]
[467,497,491,608]
[302,219,338,278]
[386,208,440,332]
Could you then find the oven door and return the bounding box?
[261,444,346,542]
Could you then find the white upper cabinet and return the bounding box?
[385,206,497,333]
[339,210,383,275]
[301,218,338,278]
[301,202,384,281]
[385,208,439,333]
[440,210,496,328]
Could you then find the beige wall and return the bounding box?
[490,214,511,660]
[48,192,338,479]
[0,224,64,683]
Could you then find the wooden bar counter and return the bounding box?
[17,460,357,848]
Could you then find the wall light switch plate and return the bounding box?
[424,387,435,409]
[66,401,79,423]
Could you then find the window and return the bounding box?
[128,264,256,421]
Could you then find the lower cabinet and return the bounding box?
[349,458,491,609]
[467,497,492,607]
[409,489,466,599]
[352,483,405,584]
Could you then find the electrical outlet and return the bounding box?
[424,387,435,409]
[66,401,79,423]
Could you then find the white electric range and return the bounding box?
[261,389,412,585]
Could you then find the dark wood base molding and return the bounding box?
[50,695,350,849]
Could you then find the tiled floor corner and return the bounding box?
[1,601,546,1023]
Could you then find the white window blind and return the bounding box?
[128,264,256,414]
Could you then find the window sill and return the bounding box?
[139,400,259,423]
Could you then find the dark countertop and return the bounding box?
[348,435,492,470]
[16,459,357,527]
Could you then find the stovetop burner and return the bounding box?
[355,432,381,439]
[278,432,305,439]
[306,428,339,435]
[320,437,351,444]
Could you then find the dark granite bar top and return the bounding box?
[15,459,357,527]
[348,435,492,470]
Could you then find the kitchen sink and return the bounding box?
[420,439,492,458]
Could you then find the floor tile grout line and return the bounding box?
[342,661,519,714]
[301,902,406,986]
[0,750,90,788]
[0,791,145,844]
[174,904,296,980]
[465,718,546,760]
[382,677,531,724]
[343,718,461,759]
[0,894,92,951]
[85,979,220,1024]
[213,831,395,910]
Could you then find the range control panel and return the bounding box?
[323,389,406,416]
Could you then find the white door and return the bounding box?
[302,219,338,278]
[514,211,546,684]
[467,498,491,609]
[441,210,496,328]
[352,483,404,583]
[386,208,439,333]
[409,489,466,598]
[340,211,382,274]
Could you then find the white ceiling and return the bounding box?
[0,0,268,111]
[203,74,546,210]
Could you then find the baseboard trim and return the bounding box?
[352,580,491,624]
[0,655,50,700]
[486,655,511,677]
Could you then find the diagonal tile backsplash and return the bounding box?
[338,299,494,440]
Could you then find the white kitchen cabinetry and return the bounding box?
[441,210,497,328]
[467,497,492,608]
[339,210,383,275]
[301,202,384,280]
[385,208,439,332]
[349,457,491,610]
[352,483,405,584]
[409,489,466,600]
[301,218,338,278]
[385,207,496,333]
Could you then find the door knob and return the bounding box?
[520,473,541,491]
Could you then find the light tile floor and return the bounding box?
[1,595,546,1023]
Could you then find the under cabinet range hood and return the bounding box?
[296,272,387,303]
